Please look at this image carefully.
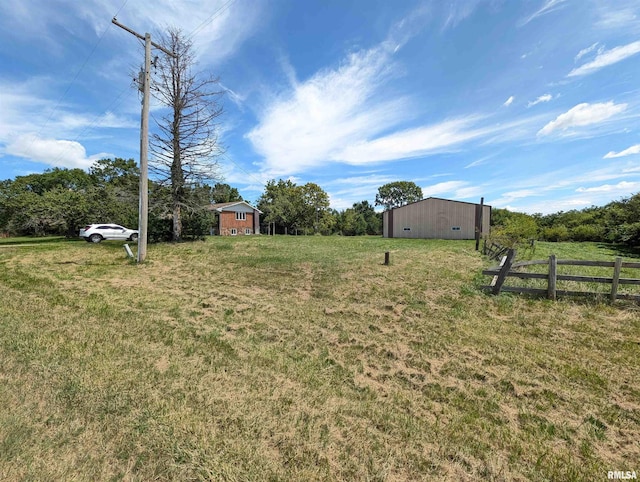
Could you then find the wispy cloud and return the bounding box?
[575,42,601,62]
[333,116,492,165]
[604,144,640,158]
[0,0,263,67]
[420,180,485,200]
[520,0,568,26]
[442,0,486,30]
[527,94,553,108]
[246,40,407,176]
[537,101,627,136]
[503,96,514,107]
[595,5,640,31]
[568,40,640,77]
[576,181,640,193]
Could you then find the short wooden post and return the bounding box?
[611,257,622,302]
[384,251,390,265]
[548,254,557,301]
[492,248,516,295]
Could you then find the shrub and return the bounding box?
[570,224,605,242]
[541,225,569,242]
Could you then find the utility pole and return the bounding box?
[111,17,176,263]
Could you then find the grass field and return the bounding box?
[0,236,638,481]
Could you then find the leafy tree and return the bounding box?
[257,179,299,233]
[257,179,332,234]
[209,183,243,204]
[0,160,140,237]
[300,182,330,234]
[352,200,382,235]
[336,208,366,236]
[490,211,538,248]
[375,181,422,210]
[150,28,225,241]
[90,158,139,189]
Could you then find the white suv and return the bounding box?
[80,224,139,243]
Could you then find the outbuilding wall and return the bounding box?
[383,198,491,239]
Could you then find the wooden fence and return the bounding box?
[482,249,640,302]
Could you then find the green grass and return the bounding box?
[494,241,640,300]
[0,236,638,481]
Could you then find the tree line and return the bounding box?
[0,159,240,241]
[0,160,385,239]
[5,163,635,248]
[491,195,640,248]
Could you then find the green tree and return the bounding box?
[209,183,243,204]
[257,180,332,234]
[352,200,382,235]
[257,179,300,233]
[375,181,422,210]
[300,182,330,234]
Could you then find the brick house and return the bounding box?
[207,201,261,236]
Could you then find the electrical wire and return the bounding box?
[22,0,130,162]
[47,83,136,167]
[25,0,129,168]
[187,0,238,39]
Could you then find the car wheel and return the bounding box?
[89,234,103,243]
[129,233,139,242]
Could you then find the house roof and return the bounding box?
[207,201,262,213]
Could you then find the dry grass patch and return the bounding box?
[0,236,638,481]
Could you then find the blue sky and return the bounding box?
[1,0,640,214]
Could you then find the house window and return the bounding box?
[245,228,252,235]
[230,228,237,236]
[236,212,246,221]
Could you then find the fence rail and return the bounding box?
[482,249,640,302]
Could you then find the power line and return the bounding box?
[47,83,135,167]
[220,152,269,190]
[187,0,238,39]
[26,0,129,165]
[23,0,130,160]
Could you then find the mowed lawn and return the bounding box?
[0,236,638,481]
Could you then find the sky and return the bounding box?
[1,0,640,214]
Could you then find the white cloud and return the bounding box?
[246,40,407,176]
[604,144,640,158]
[0,0,263,68]
[576,181,640,193]
[575,42,601,61]
[527,94,553,108]
[537,102,627,136]
[333,116,491,165]
[503,96,514,107]
[520,0,568,26]
[5,134,111,169]
[568,40,640,77]
[442,0,486,30]
[422,181,469,197]
[595,7,640,31]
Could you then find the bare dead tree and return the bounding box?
[149,28,224,241]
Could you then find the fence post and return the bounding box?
[384,251,390,265]
[611,257,622,302]
[492,248,516,295]
[548,255,557,301]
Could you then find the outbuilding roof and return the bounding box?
[387,197,491,211]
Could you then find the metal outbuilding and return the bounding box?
[382,197,491,239]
